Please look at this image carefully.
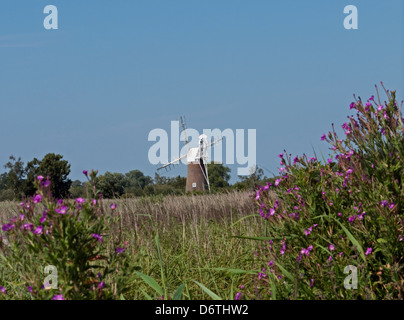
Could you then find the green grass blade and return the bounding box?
[155,235,167,298]
[231,214,259,227]
[134,271,163,296]
[173,283,185,300]
[200,267,259,275]
[333,218,366,262]
[193,281,223,300]
[140,287,154,300]
[274,262,294,282]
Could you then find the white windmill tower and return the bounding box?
[157,116,222,192]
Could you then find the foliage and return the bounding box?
[0,170,135,300]
[24,153,72,199]
[207,162,231,191]
[250,84,404,299]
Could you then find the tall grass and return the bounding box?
[0,191,271,300]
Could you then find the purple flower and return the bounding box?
[321,134,326,141]
[388,203,395,209]
[2,223,15,232]
[348,215,356,223]
[33,225,43,235]
[83,170,88,176]
[277,153,284,158]
[92,233,103,243]
[310,279,314,288]
[37,175,44,181]
[349,102,356,109]
[98,281,105,290]
[55,206,68,215]
[274,179,281,186]
[52,294,65,300]
[76,198,85,205]
[20,214,25,221]
[0,286,6,294]
[327,158,333,164]
[365,247,372,256]
[40,216,47,224]
[377,105,383,112]
[116,247,126,254]
[328,256,333,261]
[369,96,374,101]
[33,194,42,204]
[380,200,388,207]
[27,286,33,293]
[268,260,274,267]
[235,292,242,300]
[43,180,51,188]
[329,244,335,251]
[110,203,117,210]
[23,223,34,231]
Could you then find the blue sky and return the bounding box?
[0,0,403,183]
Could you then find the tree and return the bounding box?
[96,172,128,198]
[207,162,231,191]
[2,155,25,199]
[152,173,186,195]
[233,165,267,190]
[69,180,87,198]
[25,153,72,198]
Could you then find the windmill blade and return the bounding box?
[157,153,187,171]
[180,116,190,151]
[207,137,223,148]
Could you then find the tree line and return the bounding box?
[0,153,272,201]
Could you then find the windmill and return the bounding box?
[157,117,222,192]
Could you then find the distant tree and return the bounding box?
[25,153,72,198]
[0,172,8,192]
[3,155,25,199]
[96,172,128,198]
[207,162,231,191]
[69,180,87,198]
[152,173,186,195]
[233,165,267,191]
[125,170,153,189]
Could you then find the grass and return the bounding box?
[0,191,273,300]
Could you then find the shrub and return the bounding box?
[251,84,403,299]
[0,170,135,300]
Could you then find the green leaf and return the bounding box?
[231,214,259,227]
[140,287,154,300]
[268,273,277,300]
[173,283,185,300]
[314,242,332,256]
[333,218,366,262]
[119,294,126,300]
[193,281,222,300]
[134,271,163,296]
[200,267,259,275]
[274,262,294,282]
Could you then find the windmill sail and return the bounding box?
[155,118,223,193]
